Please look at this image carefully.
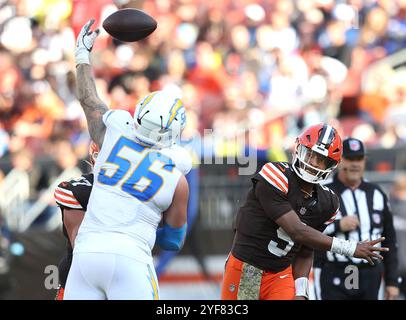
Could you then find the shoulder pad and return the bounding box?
[259,162,289,194]
[54,175,93,210]
[160,145,192,176]
[102,110,134,133]
[54,181,83,210]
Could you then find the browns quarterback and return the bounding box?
[221,123,389,300]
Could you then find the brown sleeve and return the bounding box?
[254,178,293,221]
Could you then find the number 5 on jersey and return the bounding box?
[98,136,175,201]
[268,227,294,257]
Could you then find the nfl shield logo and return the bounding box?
[300,207,307,215]
[349,140,361,151]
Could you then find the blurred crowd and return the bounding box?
[0,0,405,179]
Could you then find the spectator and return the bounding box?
[9,148,42,202]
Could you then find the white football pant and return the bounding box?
[64,252,159,300]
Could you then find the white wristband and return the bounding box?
[331,237,357,257]
[75,48,90,66]
[295,277,309,299]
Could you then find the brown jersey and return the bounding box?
[231,162,339,273]
[54,173,94,249]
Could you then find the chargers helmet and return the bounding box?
[133,90,186,148]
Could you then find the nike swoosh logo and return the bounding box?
[279,274,289,279]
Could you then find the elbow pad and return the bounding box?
[156,223,187,251]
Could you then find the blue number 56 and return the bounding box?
[98,136,175,201]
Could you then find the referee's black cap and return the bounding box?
[342,138,366,159]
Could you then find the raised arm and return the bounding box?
[76,64,108,147]
[75,19,108,147]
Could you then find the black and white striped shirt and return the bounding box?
[314,174,399,286]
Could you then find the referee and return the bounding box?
[313,138,400,300]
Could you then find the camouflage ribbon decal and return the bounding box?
[237,262,263,300]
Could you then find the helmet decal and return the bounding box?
[318,124,335,148]
[165,98,184,129]
[137,92,158,118]
[133,90,186,148]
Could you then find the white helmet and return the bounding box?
[133,90,186,148]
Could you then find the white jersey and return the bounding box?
[74,110,186,263]
[160,144,192,176]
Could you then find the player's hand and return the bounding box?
[353,237,388,266]
[77,19,99,52]
[75,19,100,65]
[293,296,307,300]
[339,216,359,232]
[385,286,399,300]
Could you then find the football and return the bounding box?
[102,8,157,42]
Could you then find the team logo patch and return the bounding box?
[299,207,307,215]
[372,213,381,224]
[349,140,361,151]
[229,284,235,292]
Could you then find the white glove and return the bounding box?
[75,19,100,66]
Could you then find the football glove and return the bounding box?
[75,19,100,66]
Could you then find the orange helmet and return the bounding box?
[292,123,342,184]
[89,141,99,166]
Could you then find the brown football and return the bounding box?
[102,8,157,42]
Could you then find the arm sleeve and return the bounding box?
[382,193,400,287]
[254,178,293,221]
